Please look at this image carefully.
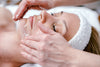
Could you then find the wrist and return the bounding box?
[63,47,81,67]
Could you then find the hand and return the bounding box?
[14,0,55,21]
[20,22,79,67]
[13,0,97,21]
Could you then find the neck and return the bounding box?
[0,62,23,67]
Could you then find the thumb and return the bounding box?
[38,22,56,35]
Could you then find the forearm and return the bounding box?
[70,48,100,67]
[77,51,100,67]
[53,0,98,7]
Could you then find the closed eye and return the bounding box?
[61,11,63,14]
[51,13,54,16]
[53,24,56,32]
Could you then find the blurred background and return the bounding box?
[0,0,21,6]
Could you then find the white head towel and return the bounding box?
[47,6,92,50]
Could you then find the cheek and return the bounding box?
[56,23,66,35]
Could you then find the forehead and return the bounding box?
[53,12,68,16]
[52,12,75,20]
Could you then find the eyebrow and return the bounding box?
[51,11,63,16]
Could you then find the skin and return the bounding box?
[19,10,100,67]
[21,22,100,67]
[0,7,32,67]
[1,7,100,67]
[0,7,80,67]
[13,0,98,20]
[18,11,80,41]
[19,10,80,66]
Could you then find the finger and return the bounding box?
[13,0,28,21]
[20,44,44,59]
[21,51,40,63]
[28,0,51,9]
[27,0,48,7]
[38,22,56,35]
[21,40,41,50]
[29,6,43,10]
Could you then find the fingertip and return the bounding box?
[20,51,29,58]
[21,51,26,55]
[13,15,18,21]
[13,9,21,21]
[12,16,15,20]
[21,39,24,43]
[20,44,25,48]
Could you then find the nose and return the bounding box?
[40,10,54,23]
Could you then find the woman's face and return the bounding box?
[18,11,80,41]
